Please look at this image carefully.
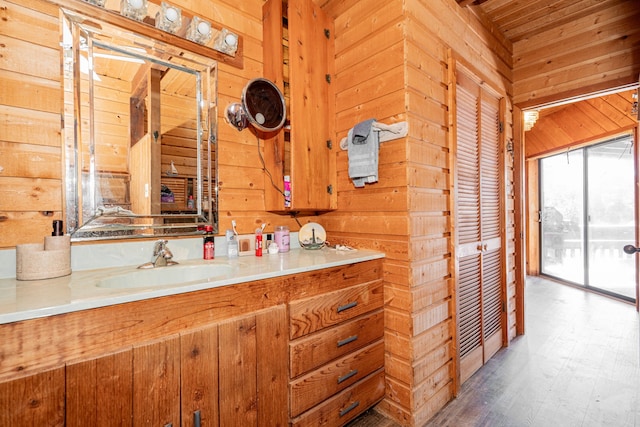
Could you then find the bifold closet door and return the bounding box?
[455,68,504,384]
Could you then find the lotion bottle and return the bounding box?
[203,225,215,260]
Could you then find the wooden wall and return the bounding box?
[0,0,307,247]
[0,0,62,246]
[512,0,640,108]
[319,0,516,425]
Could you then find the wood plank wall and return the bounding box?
[319,0,516,425]
[512,0,640,108]
[0,0,62,246]
[0,0,308,247]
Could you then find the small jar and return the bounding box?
[274,226,290,253]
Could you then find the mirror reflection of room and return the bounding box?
[61,8,217,239]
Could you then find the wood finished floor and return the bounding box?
[348,276,640,427]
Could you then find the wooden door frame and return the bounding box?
[513,106,527,334]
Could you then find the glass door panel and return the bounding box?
[540,150,585,284]
[540,136,637,303]
[586,139,636,300]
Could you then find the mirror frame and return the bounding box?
[61,8,219,241]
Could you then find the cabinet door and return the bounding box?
[181,326,219,427]
[218,305,288,427]
[0,366,65,426]
[262,0,336,212]
[133,336,181,426]
[67,349,133,426]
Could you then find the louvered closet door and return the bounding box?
[455,69,503,385]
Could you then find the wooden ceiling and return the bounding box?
[455,0,639,156]
[524,89,638,158]
[455,0,625,43]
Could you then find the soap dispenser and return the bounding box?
[226,229,238,258]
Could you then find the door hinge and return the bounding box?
[326,139,333,149]
[499,122,504,133]
[325,74,332,84]
[502,301,507,313]
[324,28,330,39]
[327,184,333,195]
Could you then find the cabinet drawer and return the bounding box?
[289,280,383,339]
[290,309,383,378]
[289,340,384,417]
[291,369,385,427]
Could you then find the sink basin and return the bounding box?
[96,263,233,289]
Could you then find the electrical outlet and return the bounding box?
[237,234,255,256]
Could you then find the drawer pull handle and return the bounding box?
[194,410,201,427]
[337,335,358,347]
[337,369,358,384]
[337,301,357,313]
[339,401,360,417]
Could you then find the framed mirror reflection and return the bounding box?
[61,8,218,240]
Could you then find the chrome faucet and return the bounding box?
[138,239,179,269]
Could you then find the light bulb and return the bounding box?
[197,21,211,36]
[186,16,213,45]
[214,29,239,55]
[155,2,182,34]
[165,7,178,22]
[121,0,147,21]
[225,33,238,47]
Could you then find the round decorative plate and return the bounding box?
[298,222,327,250]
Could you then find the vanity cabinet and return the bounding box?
[288,281,386,426]
[64,307,287,427]
[65,333,211,427]
[262,0,337,213]
[0,259,382,426]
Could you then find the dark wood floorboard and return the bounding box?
[349,276,640,427]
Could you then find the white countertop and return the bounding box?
[0,248,384,325]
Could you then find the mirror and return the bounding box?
[61,8,218,240]
[226,78,286,132]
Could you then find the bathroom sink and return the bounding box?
[96,263,233,289]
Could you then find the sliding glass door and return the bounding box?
[540,136,636,302]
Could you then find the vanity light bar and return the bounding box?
[67,0,244,67]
